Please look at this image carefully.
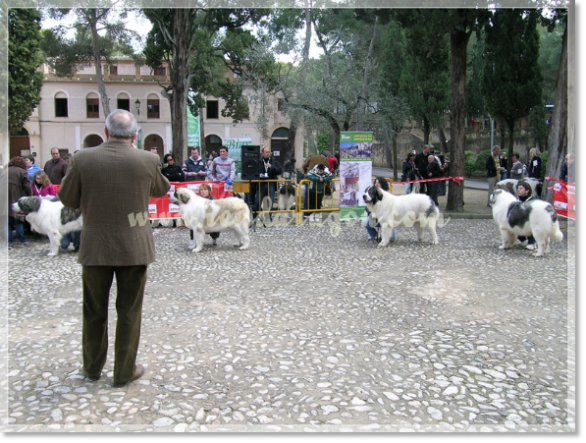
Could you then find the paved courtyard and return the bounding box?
[4,215,575,433]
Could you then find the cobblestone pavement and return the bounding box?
[4,215,575,433]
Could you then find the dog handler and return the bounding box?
[58,109,170,387]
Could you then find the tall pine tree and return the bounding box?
[8,9,43,135]
[481,9,543,173]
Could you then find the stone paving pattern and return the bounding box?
[4,209,575,433]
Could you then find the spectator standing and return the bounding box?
[426,154,442,206]
[304,163,333,220]
[499,151,509,180]
[302,153,327,209]
[23,155,42,182]
[31,171,56,197]
[183,147,208,181]
[44,148,68,185]
[58,109,170,387]
[510,154,524,180]
[414,145,430,194]
[401,153,417,194]
[249,146,282,220]
[485,146,501,207]
[8,156,32,247]
[559,153,575,183]
[208,146,236,182]
[161,154,184,182]
[437,150,448,196]
[526,147,542,180]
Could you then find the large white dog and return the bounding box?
[490,189,563,257]
[362,186,440,246]
[11,196,83,257]
[172,187,250,253]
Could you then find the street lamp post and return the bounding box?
[135,99,141,115]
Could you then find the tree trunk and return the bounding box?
[543,23,568,202]
[288,120,297,164]
[87,11,110,116]
[438,127,448,152]
[169,9,192,165]
[356,15,378,132]
[445,28,469,212]
[392,131,398,181]
[508,119,515,178]
[423,117,430,144]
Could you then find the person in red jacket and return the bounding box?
[31,171,57,197]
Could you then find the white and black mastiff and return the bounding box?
[362,186,440,246]
[11,196,82,257]
[490,189,563,257]
[172,187,250,253]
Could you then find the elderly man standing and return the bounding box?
[44,148,68,184]
[58,109,170,387]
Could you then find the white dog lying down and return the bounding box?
[11,196,82,257]
[171,187,250,252]
[490,189,563,257]
[362,186,440,246]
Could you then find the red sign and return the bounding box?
[551,180,575,220]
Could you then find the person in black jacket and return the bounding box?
[527,147,542,180]
[161,154,184,182]
[485,146,501,207]
[414,145,430,194]
[249,146,282,220]
[401,152,417,194]
[426,155,442,206]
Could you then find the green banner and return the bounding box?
[187,108,200,147]
[339,132,373,220]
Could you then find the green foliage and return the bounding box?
[9,9,43,134]
[475,149,492,173]
[538,24,563,104]
[316,133,329,154]
[528,103,549,151]
[466,34,486,117]
[394,10,450,133]
[464,151,476,178]
[481,10,543,130]
[540,150,548,181]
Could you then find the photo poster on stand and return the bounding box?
[224,137,252,179]
[339,132,373,220]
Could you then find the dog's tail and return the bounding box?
[546,204,564,242]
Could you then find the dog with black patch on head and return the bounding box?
[362,186,440,246]
[11,196,82,257]
[490,187,563,257]
[171,187,250,252]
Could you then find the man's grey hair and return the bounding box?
[105,109,138,139]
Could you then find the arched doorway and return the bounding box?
[143,134,165,152]
[270,127,290,164]
[204,134,223,158]
[9,127,30,158]
[83,134,104,148]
